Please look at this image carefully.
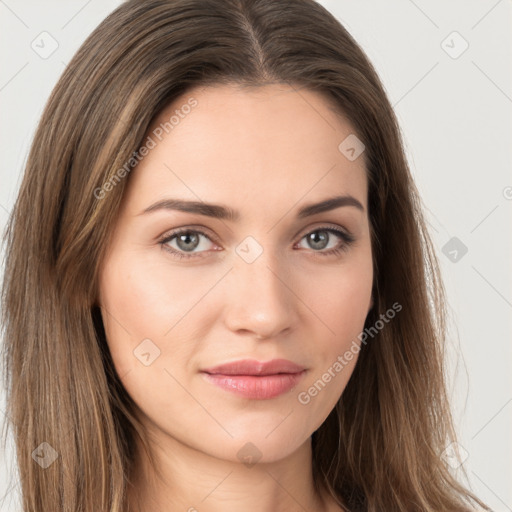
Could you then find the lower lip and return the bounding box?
[201,371,306,400]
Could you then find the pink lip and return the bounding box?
[201,359,306,400]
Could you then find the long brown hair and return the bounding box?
[1,0,490,510]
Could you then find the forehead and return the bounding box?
[123,83,368,217]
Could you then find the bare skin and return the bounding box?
[98,83,373,512]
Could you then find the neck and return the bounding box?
[125,427,335,512]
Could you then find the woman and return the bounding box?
[1,0,491,510]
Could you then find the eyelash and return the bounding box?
[158,226,355,260]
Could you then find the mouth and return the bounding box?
[200,359,307,400]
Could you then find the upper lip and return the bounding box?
[201,358,305,376]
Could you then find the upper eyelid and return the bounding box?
[159,225,219,245]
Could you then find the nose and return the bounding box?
[222,248,298,340]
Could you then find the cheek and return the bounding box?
[97,250,168,375]
[97,249,223,377]
[293,252,372,418]
[99,247,210,335]
[305,251,373,345]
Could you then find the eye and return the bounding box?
[159,228,218,260]
[295,226,355,257]
[158,225,356,260]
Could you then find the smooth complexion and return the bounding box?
[98,83,373,512]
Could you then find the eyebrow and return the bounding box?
[139,194,364,221]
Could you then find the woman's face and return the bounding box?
[98,83,373,464]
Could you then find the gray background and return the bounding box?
[1,0,511,510]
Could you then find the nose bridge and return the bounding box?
[224,236,296,338]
